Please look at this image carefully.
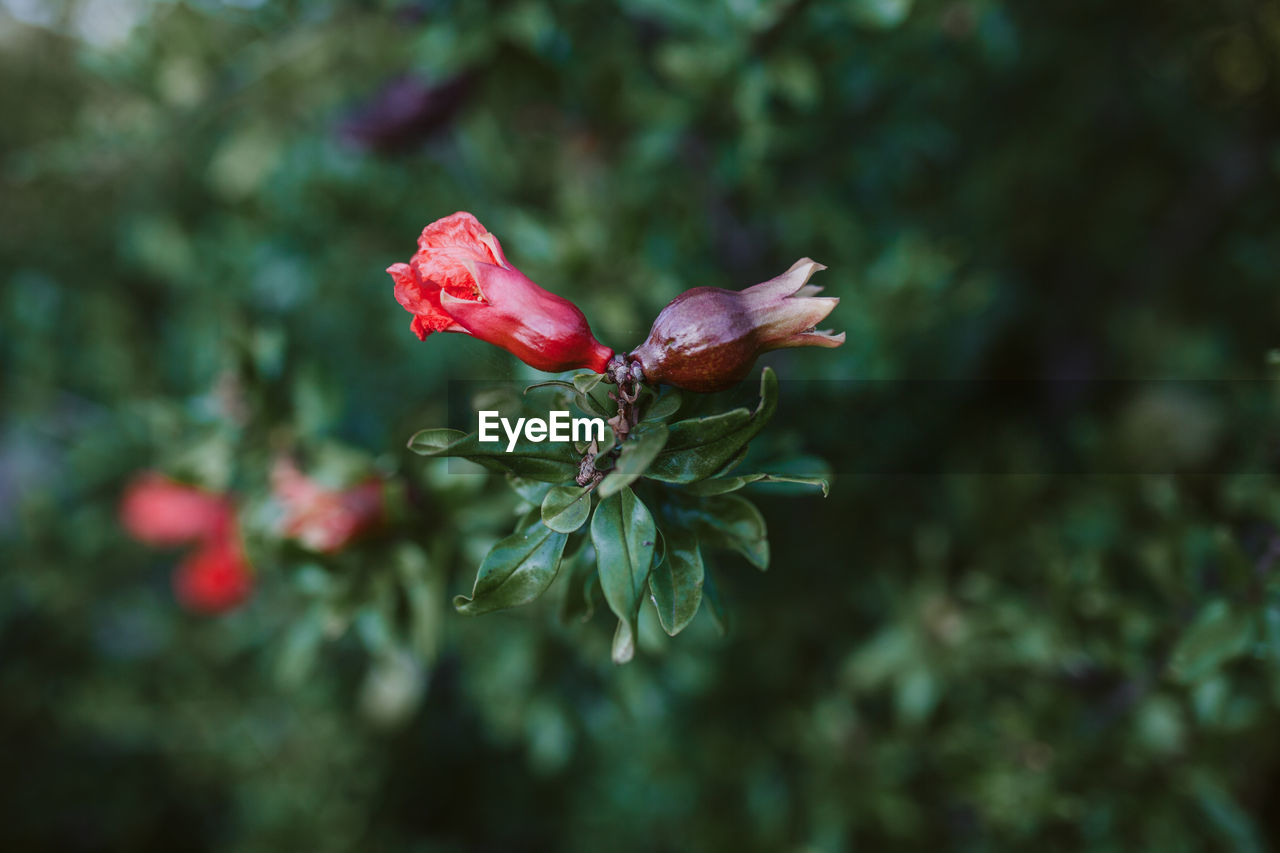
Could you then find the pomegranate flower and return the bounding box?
[120,472,253,614]
[388,211,613,373]
[628,258,845,393]
[120,473,233,545]
[173,535,253,614]
[271,458,385,554]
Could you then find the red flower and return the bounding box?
[120,473,233,545]
[271,458,385,553]
[388,212,613,373]
[120,472,252,614]
[629,258,845,393]
[173,535,253,614]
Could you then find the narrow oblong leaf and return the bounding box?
[541,484,593,533]
[650,526,667,572]
[407,427,470,455]
[355,589,396,653]
[591,488,656,663]
[610,620,634,666]
[1167,599,1256,683]
[1265,604,1280,661]
[523,380,578,396]
[530,378,612,418]
[575,390,615,419]
[661,407,753,451]
[649,524,704,636]
[702,567,728,635]
[689,494,769,570]
[573,372,606,395]
[573,372,615,417]
[645,444,740,483]
[598,421,670,498]
[711,443,748,479]
[682,473,831,497]
[396,545,442,661]
[507,475,555,505]
[275,605,327,687]
[647,368,779,483]
[559,543,600,625]
[642,388,683,422]
[454,520,569,615]
[408,426,579,482]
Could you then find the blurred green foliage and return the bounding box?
[4,0,1280,850]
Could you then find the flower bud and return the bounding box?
[270,457,385,554]
[629,258,844,392]
[388,211,613,373]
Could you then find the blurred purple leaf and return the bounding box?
[336,72,474,154]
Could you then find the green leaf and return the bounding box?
[575,391,615,419]
[642,388,682,422]
[573,372,612,418]
[650,525,667,572]
[454,520,569,615]
[573,372,606,395]
[689,494,770,570]
[649,523,703,636]
[711,442,748,478]
[1167,599,1256,683]
[591,488,657,663]
[1193,772,1266,853]
[895,666,939,725]
[396,545,442,661]
[354,594,396,654]
[407,427,578,482]
[523,379,578,395]
[541,484,593,533]
[558,543,599,625]
[702,567,728,635]
[406,427,470,454]
[682,472,831,497]
[662,407,753,450]
[598,421,670,498]
[646,368,779,483]
[507,475,555,505]
[848,0,913,29]
[275,605,327,687]
[1264,604,1280,661]
[526,378,612,418]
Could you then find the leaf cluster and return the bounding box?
[409,367,827,661]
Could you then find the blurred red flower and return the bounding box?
[120,472,252,614]
[120,473,233,544]
[388,211,613,373]
[172,535,253,614]
[271,458,385,554]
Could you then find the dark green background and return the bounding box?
[4,0,1280,850]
